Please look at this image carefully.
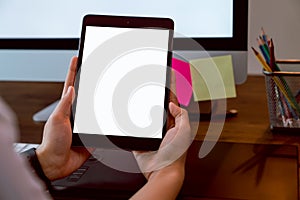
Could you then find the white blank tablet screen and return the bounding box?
[73,26,170,139]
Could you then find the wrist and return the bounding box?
[149,165,185,184]
[148,156,186,182]
[35,147,60,181]
[146,167,185,198]
[22,148,52,189]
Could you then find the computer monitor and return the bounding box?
[0,0,248,120]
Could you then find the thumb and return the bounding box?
[169,102,182,119]
[52,86,75,119]
[169,102,190,127]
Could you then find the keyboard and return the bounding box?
[14,143,39,153]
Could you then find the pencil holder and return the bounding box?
[263,60,300,132]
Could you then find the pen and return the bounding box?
[269,38,281,71]
[269,38,275,71]
[266,38,299,115]
[296,90,300,104]
[257,38,270,64]
[275,83,287,125]
[261,27,269,45]
[251,47,290,106]
[255,29,300,127]
[251,47,272,72]
[254,38,300,115]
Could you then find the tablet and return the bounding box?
[72,15,174,150]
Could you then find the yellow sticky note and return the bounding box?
[190,55,236,101]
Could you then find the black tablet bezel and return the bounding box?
[71,14,174,151]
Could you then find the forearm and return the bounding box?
[131,168,185,200]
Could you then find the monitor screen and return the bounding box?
[0,0,248,84]
[0,0,247,51]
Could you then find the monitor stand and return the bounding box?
[33,100,59,122]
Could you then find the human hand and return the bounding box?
[36,57,91,181]
[131,102,193,200]
[133,66,192,179]
[133,102,193,179]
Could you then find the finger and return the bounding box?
[167,70,179,130]
[169,102,190,129]
[169,102,182,118]
[62,57,77,97]
[53,86,75,119]
[169,69,179,106]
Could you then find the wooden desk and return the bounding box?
[1,76,299,199]
[190,77,300,147]
[1,76,300,147]
[0,81,63,143]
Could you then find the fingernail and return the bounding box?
[65,86,74,100]
[68,86,75,102]
[66,86,72,95]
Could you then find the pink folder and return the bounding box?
[172,58,193,106]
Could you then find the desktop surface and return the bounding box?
[0,76,273,144]
[181,141,298,200]
[49,141,298,200]
[1,76,300,199]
